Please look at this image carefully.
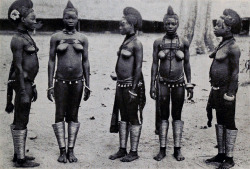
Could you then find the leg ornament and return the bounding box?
[109,121,129,160]
[218,129,237,169]
[10,124,35,162]
[206,124,226,163]
[172,120,185,161]
[67,121,80,163]
[68,122,80,148]
[13,129,39,167]
[121,124,142,162]
[154,120,169,161]
[52,121,67,163]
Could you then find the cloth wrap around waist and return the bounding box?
[110,75,146,133]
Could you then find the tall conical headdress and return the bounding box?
[63,0,78,16]
[163,6,179,23]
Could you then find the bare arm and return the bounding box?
[82,36,90,88]
[151,40,160,88]
[227,44,240,96]
[183,39,191,83]
[131,41,143,92]
[48,35,57,89]
[11,36,25,92]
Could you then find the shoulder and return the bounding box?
[50,31,64,41]
[50,32,60,42]
[179,36,190,48]
[11,34,24,49]
[229,41,240,52]
[77,32,88,44]
[153,38,162,48]
[228,41,240,56]
[134,38,142,48]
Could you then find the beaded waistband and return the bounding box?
[54,77,84,84]
[160,82,185,88]
[117,82,133,88]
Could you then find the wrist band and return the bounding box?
[223,93,235,101]
[84,85,92,92]
[129,90,137,96]
[185,83,196,89]
[8,80,15,84]
[46,86,54,91]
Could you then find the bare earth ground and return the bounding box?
[0,33,249,169]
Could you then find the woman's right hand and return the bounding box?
[47,88,55,102]
[150,86,157,100]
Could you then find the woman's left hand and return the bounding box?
[32,85,37,102]
[187,88,193,100]
[84,88,90,101]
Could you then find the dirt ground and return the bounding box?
[0,33,249,169]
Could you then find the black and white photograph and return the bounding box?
[0,0,249,168]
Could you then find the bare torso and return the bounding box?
[210,40,236,86]
[10,33,39,81]
[53,31,86,80]
[116,37,139,80]
[157,36,185,81]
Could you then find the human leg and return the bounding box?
[171,86,185,161]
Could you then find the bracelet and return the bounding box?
[223,93,235,101]
[46,86,54,91]
[84,85,92,92]
[32,83,36,87]
[185,83,196,89]
[129,90,137,96]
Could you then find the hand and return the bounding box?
[186,88,193,100]
[32,85,37,102]
[5,102,14,114]
[47,88,54,102]
[83,88,90,101]
[223,93,235,107]
[129,89,137,103]
[150,86,157,100]
[5,94,14,113]
[224,99,234,107]
[110,74,117,81]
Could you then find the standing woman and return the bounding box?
[205,9,241,169]
[47,1,90,163]
[109,7,145,162]
[7,0,40,167]
[150,6,194,161]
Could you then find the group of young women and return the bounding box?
[6,0,241,168]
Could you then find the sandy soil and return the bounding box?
[0,33,249,169]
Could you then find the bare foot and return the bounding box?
[218,157,235,169]
[174,147,185,161]
[154,148,166,161]
[120,151,139,162]
[205,153,225,163]
[109,148,127,160]
[58,148,67,163]
[67,148,78,163]
[13,154,35,162]
[15,159,40,168]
